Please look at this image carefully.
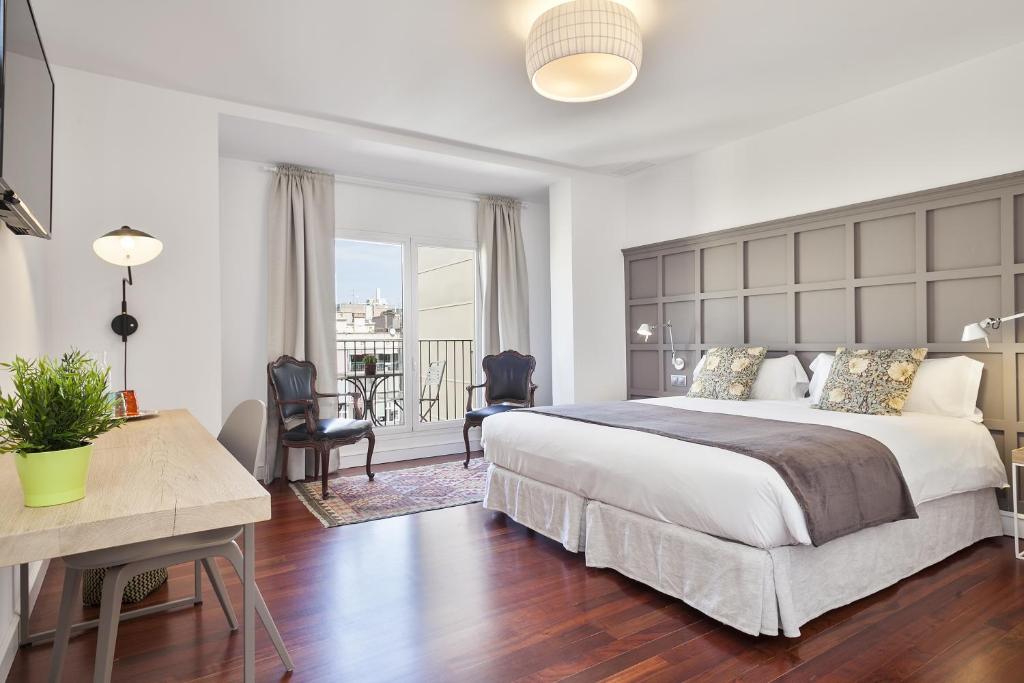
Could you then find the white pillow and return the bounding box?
[693,353,707,378]
[904,356,984,422]
[807,353,834,404]
[694,354,809,400]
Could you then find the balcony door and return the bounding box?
[335,233,477,434]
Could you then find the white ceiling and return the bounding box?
[33,0,1024,172]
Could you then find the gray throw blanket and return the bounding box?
[524,402,918,546]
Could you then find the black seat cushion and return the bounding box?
[466,404,520,420]
[283,418,372,443]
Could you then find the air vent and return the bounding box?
[4,221,29,235]
[611,161,656,176]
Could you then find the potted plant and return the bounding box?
[363,354,379,376]
[0,351,123,507]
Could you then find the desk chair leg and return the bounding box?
[193,560,203,605]
[94,566,130,683]
[314,447,320,480]
[366,431,376,481]
[463,422,472,468]
[48,566,81,683]
[222,541,294,672]
[202,558,238,630]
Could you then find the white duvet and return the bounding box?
[481,397,1008,549]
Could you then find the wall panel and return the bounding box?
[624,171,1024,509]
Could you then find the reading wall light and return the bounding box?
[92,226,163,389]
[961,312,1024,348]
[636,321,685,370]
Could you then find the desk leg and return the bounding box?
[1014,464,1021,560]
[19,563,29,645]
[243,523,255,683]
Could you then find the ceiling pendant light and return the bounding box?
[526,0,642,103]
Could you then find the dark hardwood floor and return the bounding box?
[9,453,1024,682]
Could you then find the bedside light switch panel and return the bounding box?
[670,374,687,387]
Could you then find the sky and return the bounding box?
[335,239,403,306]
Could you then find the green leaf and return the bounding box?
[0,349,125,454]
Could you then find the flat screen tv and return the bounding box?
[0,0,53,238]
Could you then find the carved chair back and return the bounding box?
[267,355,321,426]
[481,350,536,407]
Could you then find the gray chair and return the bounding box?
[48,400,293,683]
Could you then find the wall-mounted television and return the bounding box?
[0,0,53,238]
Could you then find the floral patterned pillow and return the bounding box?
[687,346,767,400]
[815,347,928,415]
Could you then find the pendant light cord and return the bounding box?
[122,265,133,391]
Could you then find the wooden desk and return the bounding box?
[0,409,271,682]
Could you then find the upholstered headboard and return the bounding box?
[623,170,1024,507]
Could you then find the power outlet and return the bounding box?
[670,374,687,387]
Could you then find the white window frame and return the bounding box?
[336,229,479,437]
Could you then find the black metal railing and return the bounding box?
[336,338,474,426]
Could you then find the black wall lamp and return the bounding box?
[92,226,163,389]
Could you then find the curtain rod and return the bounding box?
[260,165,530,208]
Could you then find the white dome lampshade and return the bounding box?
[526,0,642,103]
[92,226,163,267]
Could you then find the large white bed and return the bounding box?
[481,396,1008,636]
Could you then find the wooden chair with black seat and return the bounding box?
[463,349,537,467]
[268,355,375,499]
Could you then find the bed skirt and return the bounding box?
[482,465,588,552]
[483,464,1002,637]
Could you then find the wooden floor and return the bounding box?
[9,453,1024,682]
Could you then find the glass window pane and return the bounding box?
[416,246,475,423]
[335,239,404,427]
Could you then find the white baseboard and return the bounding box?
[1,559,49,681]
[1000,510,1022,536]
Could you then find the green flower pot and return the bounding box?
[13,444,92,507]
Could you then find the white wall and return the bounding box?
[548,179,575,404]
[521,199,553,405]
[567,175,628,402]
[219,158,553,475]
[47,66,223,432]
[625,41,1024,245]
[0,228,49,678]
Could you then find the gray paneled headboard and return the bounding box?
[622,170,1024,508]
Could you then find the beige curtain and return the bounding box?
[266,166,339,483]
[478,196,530,356]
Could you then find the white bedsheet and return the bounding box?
[481,397,1008,549]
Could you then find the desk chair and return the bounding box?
[49,400,293,683]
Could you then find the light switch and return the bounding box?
[670,374,687,387]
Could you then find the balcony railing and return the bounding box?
[337,338,474,426]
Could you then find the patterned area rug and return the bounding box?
[291,458,490,528]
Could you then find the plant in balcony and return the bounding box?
[363,354,379,376]
[0,351,124,507]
